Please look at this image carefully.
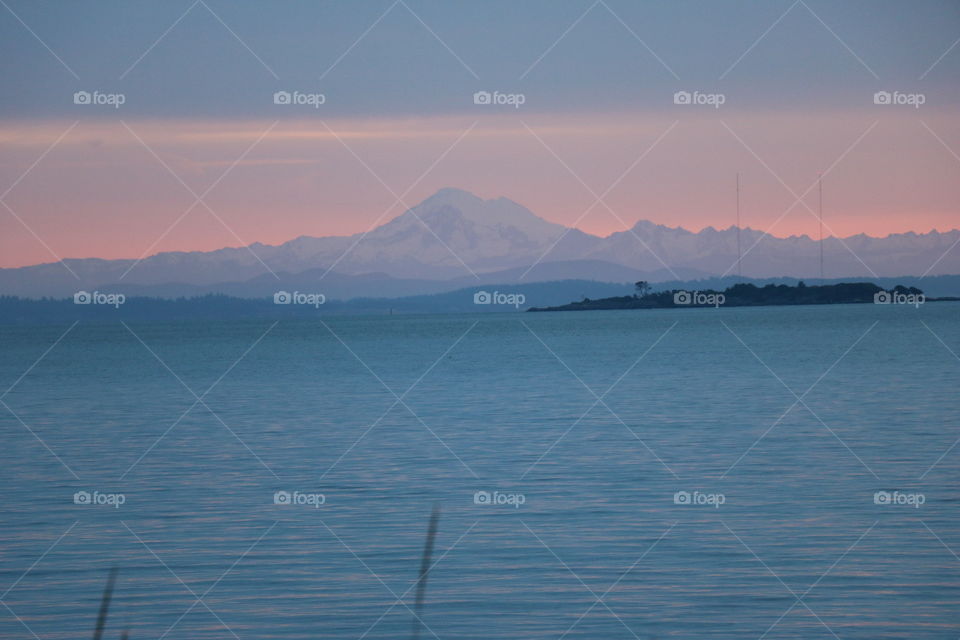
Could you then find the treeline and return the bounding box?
[529,282,930,312]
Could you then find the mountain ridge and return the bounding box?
[2,187,958,298]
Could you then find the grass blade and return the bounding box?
[92,567,118,640]
[411,504,440,640]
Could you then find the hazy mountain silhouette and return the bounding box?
[1,188,958,298]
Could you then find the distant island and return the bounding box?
[527,281,948,312]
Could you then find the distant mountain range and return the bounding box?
[2,188,958,299]
[5,275,960,323]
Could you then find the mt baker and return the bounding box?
[2,188,958,298]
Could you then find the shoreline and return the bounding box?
[527,282,954,312]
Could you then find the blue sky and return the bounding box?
[1,0,957,118]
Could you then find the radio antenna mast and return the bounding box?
[736,172,742,280]
[818,174,824,280]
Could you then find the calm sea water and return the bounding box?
[1,304,958,639]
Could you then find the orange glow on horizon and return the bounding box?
[1,110,958,268]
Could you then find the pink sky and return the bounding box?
[1,109,958,269]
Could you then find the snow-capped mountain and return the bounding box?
[1,188,958,298]
[273,188,571,278]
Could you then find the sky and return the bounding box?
[1,0,959,267]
